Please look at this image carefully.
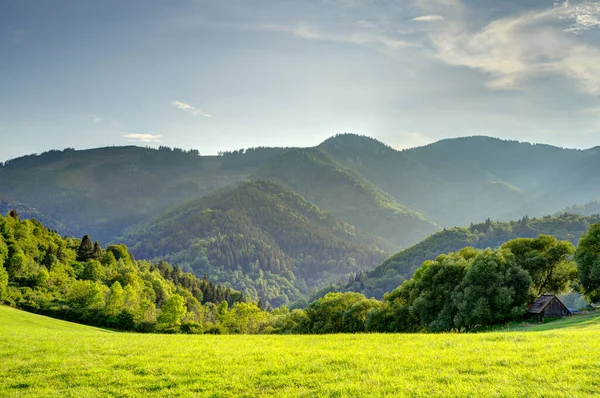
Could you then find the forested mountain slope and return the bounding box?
[254,147,439,250]
[347,213,600,298]
[318,134,600,227]
[122,180,387,307]
[0,146,293,242]
[3,134,600,248]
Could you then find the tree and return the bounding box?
[67,280,106,310]
[106,281,124,316]
[0,262,8,302]
[157,294,187,331]
[82,260,104,281]
[402,248,475,332]
[76,235,94,262]
[502,235,576,296]
[452,249,532,331]
[575,223,600,302]
[224,302,269,334]
[92,241,103,261]
[123,284,139,312]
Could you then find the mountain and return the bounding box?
[254,147,440,250]
[0,146,293,242]
[121,180,388,307]
[347,213,600,299]
[4,134,600,304]
[316,134,600,227]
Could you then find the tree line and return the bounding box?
[2,210,600,334]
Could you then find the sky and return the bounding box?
[1,0,600,161]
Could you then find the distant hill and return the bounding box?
[0,146,293,242]
[4,134,600,302]
[122,180,388,307]
[559,201,600,216]
[254,147,440,250]
[0,195,67,233]
[317,134,600,227]
[346,213,600,299]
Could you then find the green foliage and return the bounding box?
[0,146,289,242]
[0,212,248,333]
[501,235,576,296]
[275,292,381,334]
[76,235,94,262]
[0,261,8,302]
[106,281,124,316]
[350,214,600,298]
[255,146,439,250]
[452,249,532,331]
[157,294,187,331]
[575,223,600,303]
[123,180,387,307]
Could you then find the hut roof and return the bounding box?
[528,295,560,314]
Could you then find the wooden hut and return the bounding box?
[527,295,571,322]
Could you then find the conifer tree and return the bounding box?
[92,241,102,261]
[76,235,94,262]
[8,209,18,220]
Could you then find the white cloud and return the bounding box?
[171,101,212,117]
[122,133,162,143]
[426,0,600,95]
[262,23,414,49]
[412,15,445,22]
[262,21,414,48]
[562,2,600,33]
[88,114,103,123]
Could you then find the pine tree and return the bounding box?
[76,235,94,262]
[92,241,103,261]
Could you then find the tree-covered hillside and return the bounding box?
[318,134,600,228]
[122,180,388,307]
[254,147,439,250]
[4,134,600,249]
[560,201,600,216]
[347,213,600,298]
[0,211,247,333]
[0,146,293,242]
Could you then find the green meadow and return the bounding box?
[2,306,600,397]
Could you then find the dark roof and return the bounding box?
[528,295,560,314]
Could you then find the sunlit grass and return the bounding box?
[2,306,600,397]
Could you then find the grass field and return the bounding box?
[2,306,600,397]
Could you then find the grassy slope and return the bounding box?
[3,306,600,397]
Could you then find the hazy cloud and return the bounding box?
[171,101,212,117]
[412,15,444,21]
[88,114,103,123]
[393,132,435,150]
[262,23,413,48]
[122,133,162,143]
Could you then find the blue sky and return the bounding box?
[1,0,600,161]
